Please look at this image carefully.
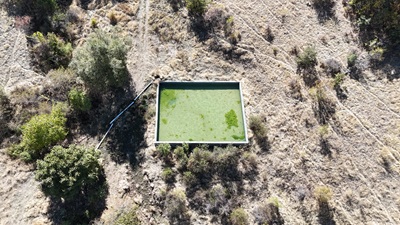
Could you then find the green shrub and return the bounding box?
[162,167,175,183]
[114,206,141,225]
[174,145,189,169]
[333,73,345,88]
[165,188,188,220]
[68,88,91,112]
[90,18,98,28]
[69,29,131,95]
[207,184,228,213]
[296,46,317,70]
[36,145,103,201]
[8,103,67,161]
[157,143,171,159]
[314,186,332,203]
[347,53,357,67]
[182,171,197,187]
[212,146,240,175]
[187,147,212,174]
[249,115,266,138]
[186,0,209,15]
[230,208,249,225]
[31,31,73,72]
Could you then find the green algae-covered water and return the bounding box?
[157,82,246,142]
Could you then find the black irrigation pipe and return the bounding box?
[95,81,154,150]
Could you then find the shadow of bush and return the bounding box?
[167,0,184,12]
[317,202,336,225]
[312,0,336,22]
[106,98,148,167]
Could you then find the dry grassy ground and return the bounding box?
[1,0,400,224]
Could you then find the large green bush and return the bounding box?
[8,103,67,161]
[36,145,102,201]
[69,29,131,95]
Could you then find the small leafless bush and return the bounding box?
[265,26,274,42]
[253,200,284,225]
[312,0,335,21]
[288,79,303,100]
[204,6,227,30]
[249,115,270,151]
[310,85,336,124]
[321,58,342,77]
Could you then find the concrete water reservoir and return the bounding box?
[155,81,248,144]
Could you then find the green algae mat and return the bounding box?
[156,82,247,143]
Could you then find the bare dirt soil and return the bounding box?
[1,0,400,224]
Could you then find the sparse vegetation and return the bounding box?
[187,146,212,175]
[289,79,303,100]
[90,17,98,28]
[174,144,189,169]
[207,184,228,214]
[1,0,399,224]
[230,207,248,225]
[114,206,141,225]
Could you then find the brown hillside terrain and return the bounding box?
[1,0,400,224]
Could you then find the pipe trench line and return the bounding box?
[96,80,154,150]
